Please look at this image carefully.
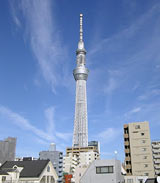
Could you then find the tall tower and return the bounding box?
[73,14,89,147]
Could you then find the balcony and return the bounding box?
[125,156,131,161]
[153,149,160,153]
[124,134,129,138]
[126,164,131,169]
[153,154,160,159]
[124,124,128,128]
[125,149,130,153]
[124,141,130,146]
[154,159,160,164]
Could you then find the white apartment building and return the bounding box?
[63,151,99,174]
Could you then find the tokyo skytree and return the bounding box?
[73,14,89,147]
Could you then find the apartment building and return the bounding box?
[63,146,100,182]
[152,140,160,176]
[0,137,16,165]
[124,121,155,178]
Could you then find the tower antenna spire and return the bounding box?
[80,14,83,41]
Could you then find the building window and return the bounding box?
[127,179,133,183]
[47,166,50,172]
[144,164,148,168]
[144,156,147,159]
[142,140,146,143]
[96,166,114,174]
[144,173,149,176]
[135,125,140,129]
[139,179,143,183]
[142,148,146,151]
[141,133,145,136]
[2,177,6,181]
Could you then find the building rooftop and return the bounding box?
[0,159,49,178]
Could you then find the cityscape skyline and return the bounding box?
[0,0,160,161]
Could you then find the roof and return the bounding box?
[0,169,9,175]
[0,160,49,178]
[145,178,158,183]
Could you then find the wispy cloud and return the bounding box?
[0,105,72,144]
[0,105,54,141]
[124,107,141,119]
[96,128,121,144]
[10,0,67,93]
[45,106,55,136]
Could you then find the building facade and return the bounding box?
[80,159,124,183]
[0,137,16,165]
[39,143,63,183]
[63,146,99,174]
[152,140,160,176]
[124,121,155,178]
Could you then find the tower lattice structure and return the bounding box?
[73,14,89,147]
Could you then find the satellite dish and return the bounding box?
[157,176,160,183]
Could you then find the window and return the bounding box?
[96,166,114,174]
[144,156,147,159]
[127,179,133,183]
[141,133,145,136]
[144,173,149,176]
[142,148,146,151]
[2,177,6,181]
[144,164,148,168]
[142,140,146,143]
[135,125,140,129]
[47,166,50,172]
[139,179,143,183]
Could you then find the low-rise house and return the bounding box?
[80,159,124,183]
[0,159,58,183]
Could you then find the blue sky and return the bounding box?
[0,0,160,161]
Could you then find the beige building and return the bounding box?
[124,121,155,178]
[63,146,100,182]
[152,140,160,176]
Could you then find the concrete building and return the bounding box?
[124,121,155,178]
[0,137,16,165]
[0,159,58,183]
[124,176,148,183]
[63,146,99,175]
[80,159,124,183]
[39,143,63,183]
[152,140,160,176]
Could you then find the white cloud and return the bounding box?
[0,105,72,144]
[0,105,54,141]
[88,3,160,58]
[124,107,141,119]
[96,128,121,144]
[10,0,67,93]
[138,89,160,101]
[45,106,55,136]
[55,132,72,142]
